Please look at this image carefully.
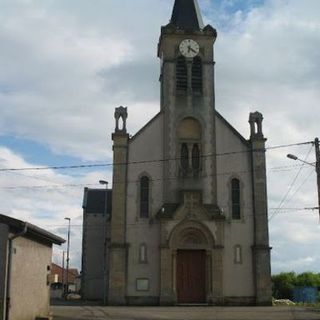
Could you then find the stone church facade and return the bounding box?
[82,0,272,306]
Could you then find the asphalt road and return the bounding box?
[51,306,320,320]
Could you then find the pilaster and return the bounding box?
[108,107,129,305]
[159,246,176,305]
[249,112,272,306]
[212,245,224,305]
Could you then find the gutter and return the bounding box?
[5,223,28,320]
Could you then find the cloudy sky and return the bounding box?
[0,0,319,274]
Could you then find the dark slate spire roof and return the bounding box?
[170,0,204,31]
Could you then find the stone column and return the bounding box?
[159,246,175,305]
[0,224,9,320]
[108,107,129,305]
[249,112,272,306]
[206,250,213,304]
[212,246,224,305]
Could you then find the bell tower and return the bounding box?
[158,0,218,206]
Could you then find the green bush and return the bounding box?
[272,272,320,300]
[272,272,296,299]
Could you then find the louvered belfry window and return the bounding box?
[140,176,149,218]
[181,143,189,170]
[192,144,200,170]
[231,178,241,219]
[176,56,188,91]
[192,57,202,93]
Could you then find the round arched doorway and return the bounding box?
[169,221,215,304]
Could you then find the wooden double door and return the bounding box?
[176,250,206,303]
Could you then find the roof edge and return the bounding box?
[130,111,163,142]
[0,214,65,245]
[215,110,250,147]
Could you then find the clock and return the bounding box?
[179,39,200,58]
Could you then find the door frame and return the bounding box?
[176,249,207,304]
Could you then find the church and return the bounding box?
[81,0,272,306]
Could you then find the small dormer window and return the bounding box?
[176,56,187,92]
[192,56,202,93]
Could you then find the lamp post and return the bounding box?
[64,217,71,296]
[61,251,65,291]
[99,180,108,305]
[287,137,320,217]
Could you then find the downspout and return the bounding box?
[5,223,28,320]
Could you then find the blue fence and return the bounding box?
[293,287,318,303]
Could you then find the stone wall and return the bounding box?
[9,236,52,320]
[215,114,256,298]
[0,224,9,320]
[82,213,107,300]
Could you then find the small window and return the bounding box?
[140,176,149,218]
[231,178,241,219]
[181,143,189,170]
[192,144,200,170]
[136,278,149,291]
[192,57,202,93]
[139,243,148,263]
[176,56,187,91]
[234,245,243,264]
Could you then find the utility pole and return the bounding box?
[61,251,65,292]
[64,217,71,296]
[287,138,320,219]
[315,138,320,218]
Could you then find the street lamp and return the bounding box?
[287,154,315,166]
[287,137,320,217]
[99,180,109,188]
[64,217,71,296]
[99,180,108,305]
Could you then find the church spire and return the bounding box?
[170,0,204,31]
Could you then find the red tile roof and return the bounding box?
[51,263,79,284]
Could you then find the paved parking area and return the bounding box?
[51,306,320,320]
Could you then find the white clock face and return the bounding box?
[179,39,200,58]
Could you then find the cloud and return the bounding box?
[273,256,318,273]
[0,0,319,273]
[0,147,111,268]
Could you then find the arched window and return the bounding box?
[176,56,187,92]
[192,144,200,170]
[192,57,202,93]
[139,243,148,263]
[140,176,149,218]
[234,245,242,264]
[231,178,241,219]
[181,143,189,170]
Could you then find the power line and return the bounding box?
[284,168,315,206]
[40,207,320,230]
[0,163,312,191]
[269,145,314,221]
[0,183,99,190]
[0,163,107,172]
[0,141,313,173]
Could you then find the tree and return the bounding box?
[272,272,320,300]
[272,272,296,299]
[295,272,320,287]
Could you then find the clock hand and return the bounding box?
[189,47,197,54]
